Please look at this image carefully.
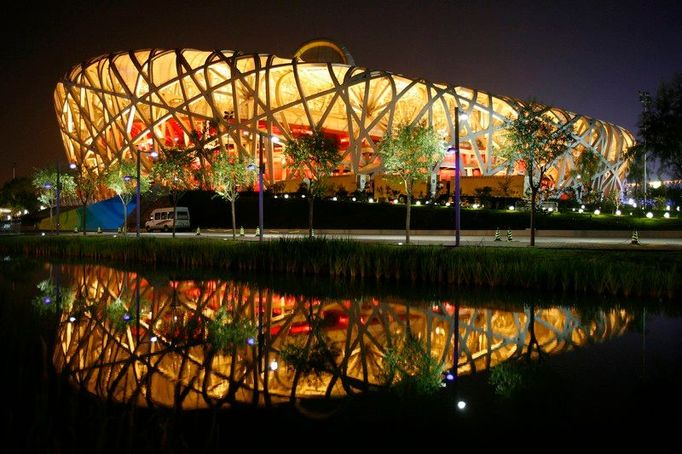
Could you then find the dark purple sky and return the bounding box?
[2,0,681,182]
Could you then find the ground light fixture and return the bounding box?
[269,360,279,371]
[594,209,601,215]
[646,212,654,218]
[457,400,467,410]
[664,212,670,218]
[508,205,514,210]
[615,209,622,216]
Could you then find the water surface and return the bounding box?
[2,259,680,450]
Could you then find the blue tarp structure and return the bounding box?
[40,197,137,231]
[85,197,137,230]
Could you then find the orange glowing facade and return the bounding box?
[50,264,631,408]
[55,40,635,196]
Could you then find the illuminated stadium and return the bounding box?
[54,39,635,198]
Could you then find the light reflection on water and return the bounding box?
[36,263,631,409]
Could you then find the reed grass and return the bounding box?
[0,236,679,299]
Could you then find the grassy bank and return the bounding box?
[1,236,679,299]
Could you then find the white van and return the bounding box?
[145,207,190,232]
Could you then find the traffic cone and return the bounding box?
[239,226,245,237]
[196,227,201,236]
[494,228,501,241]
[116,227,121,234]
[631,230,640,245]
[74,227,79,233]
[506,228,513,242]
[255,226,260,237]
[97,227,102,234]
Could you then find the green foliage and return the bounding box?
[150,148,197,195]
[32,167,77,208]
[381,332,445,397]
[104,297,136,331]
[284,130,341,197]
[572,148,602,203]
[499,101,574,193]
[638,73,682,179]
[0,177,39,214]
[280,336,340,378]
[207,306,257,352]
[32,279,75,317]
[104,160,149,204]
[210,153,255,203]
[73,169,102,206]
[489,362,525,398]
[377,123,444,196]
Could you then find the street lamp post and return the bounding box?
[454,107,461,247]
[448,107,468,247]
[258,133,264,242]
[639,91,651,208]
[127,142,157,238]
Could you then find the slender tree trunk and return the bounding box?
[231,198,237,239]
[82,200,87,235]
[308,193,314,238]
[405,192,411,244]
[121,197,127,235]
[530,188,537,246]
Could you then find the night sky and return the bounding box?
[2,0,681,182]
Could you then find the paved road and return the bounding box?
[84,230,682,250]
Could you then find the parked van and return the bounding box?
[145,207,190,232]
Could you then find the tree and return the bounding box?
[499,101,573,246]
[210,153,255,239]
[0,177,39,215]
[571,147,601,204]
[32,167,76,230]
[377,123,444,243]
[284,130,341,238]
[73,168,101,235]
[150,147,197,238]
[104,160,149,234]
[638,73,682,180]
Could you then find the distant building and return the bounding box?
[55,40,634,198]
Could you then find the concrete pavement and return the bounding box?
[90,228,682,250]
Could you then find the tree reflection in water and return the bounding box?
[48,263,632,410]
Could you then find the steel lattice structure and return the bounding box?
[55,44,635,196]
[51,264,631,409]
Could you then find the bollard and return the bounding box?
[631,230,640,245]
[196,227,201,236]
[494,228,501,241]
[239,226,245,237]
[506,228,513,242]
[255,226,260,237]
[97,227,102,234]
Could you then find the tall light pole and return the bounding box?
[130,141,157,238]
[258,133,264,242]
[639,91,651,208]
[449,107,468,247]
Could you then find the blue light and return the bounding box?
[247,337,256,346]
[446,373,455,381]
[43,297,52,305]
[123,313,132,321]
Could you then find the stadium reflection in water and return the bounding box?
[48,263,631,409]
